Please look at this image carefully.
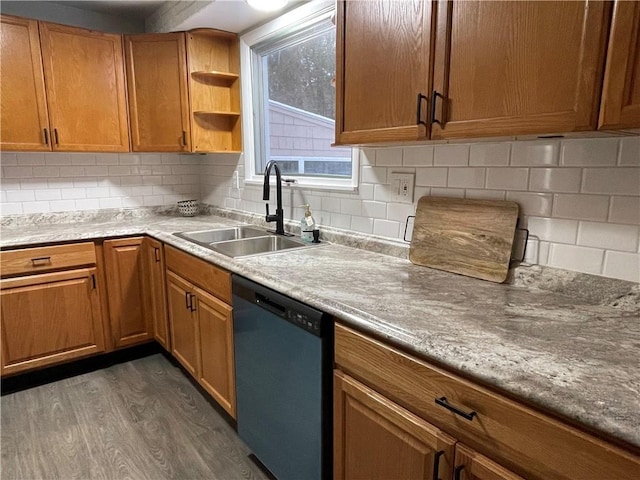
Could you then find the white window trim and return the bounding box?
[240,0,359,191]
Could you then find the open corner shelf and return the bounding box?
[191,71,239,82]
[193,111,241,117]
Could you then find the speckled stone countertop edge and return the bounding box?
[1,210,639,450]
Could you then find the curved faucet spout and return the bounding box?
[263,160,285,235]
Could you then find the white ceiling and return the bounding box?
[51,0,305,33]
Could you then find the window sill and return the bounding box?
[244,177,358,192]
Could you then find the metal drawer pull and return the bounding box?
[31,256,52,266]
[154,247,160,263]
[416,93,428,126]
[431,90,444,126]
[454,464,465,480]
[435,396,477,421]
[185,291,191,310]
[432,450,444,480]
[189,293,196,312]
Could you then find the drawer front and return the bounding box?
[335,324,640,480]
[0,242,96,277]
[165,245,231,304]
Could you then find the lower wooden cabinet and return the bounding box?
[103,237,152,348]
[165,245,236,418]
[143,237,170,350]
[334,324,640,480]
[334,370,455,480]
[0,243,106,376]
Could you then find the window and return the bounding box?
[240,2,357,190]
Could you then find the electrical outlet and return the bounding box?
[389,172,415,204]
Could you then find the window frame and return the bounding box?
[240,0,359,191]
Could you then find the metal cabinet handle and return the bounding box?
[416,93,428,126]
[31,256,51,266]
[431,91,444,126]
[189,293,196,312]
[432,450,444,480]
[43,128,49,146]
[435,397,477,421]
[53,128,60,146]
[154,247,160,263]
[185,291,191,310]
[454,465,465,480]
[181,130,187,147]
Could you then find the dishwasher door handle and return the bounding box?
[255,292,286,317]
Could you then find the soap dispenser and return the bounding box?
[300,204,316,243]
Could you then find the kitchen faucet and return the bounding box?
[263,160,286,235]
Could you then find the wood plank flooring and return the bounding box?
[1,354,270,480]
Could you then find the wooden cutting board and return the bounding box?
[409,197,519,283]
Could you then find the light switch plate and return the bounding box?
[389,172,415,204]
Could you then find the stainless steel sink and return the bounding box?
[174,226,267,244]
[174,225,323,258]
[209,235,310,258]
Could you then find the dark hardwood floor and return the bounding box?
[1,354,270,480]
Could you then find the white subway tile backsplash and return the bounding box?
[465,189,506,200]
[321,196,341,213]
[560,138,618,166]
[362,200,387,219]
[95,154,119,165]
[61,188,86,200]
[35,189,61,201]
[71,154,97,166]
[510,140,559,166]
[447,168,485,188]
[33,167,60,178]
[58,166,82,177]
[361,166,387,184]
[603,251,640,282]
[360,148,375,166]
[618,136,640,166]
[350,216,374,233]
[341,198,362,216]
[19,153,46,165]
[4,167,33,178]
[469,143,510,166]
[22,201,51,213]
[430,187,465,198]
[582,168,640,195]
[506,192,553,216]
[6,190,35,202]
[486,167,528,190]
[118,155,141,165]
[434,145,469,166]
[527,217,578,243]
[0,202,23,215]
[49,200,76,211]
[529,168,582,192]
[0,153,18,166]
[553,194,609,221]
[374,184,394,202]
[577,222,639,252]
[358,183,374,200]
[76,198,100,210]
[45,154,70,165]
[609,196,640,225]
[387,203,415,222]
[376,147,403,166]
[415,167,447,187]
[373,219,400,238]
[548,244,604,274]
[331,213,351,229]
[84,166,109,176]
[403,146,433,166]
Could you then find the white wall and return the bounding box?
[0,152,200,213]
[201,136,640,282]
[0,1,144,33]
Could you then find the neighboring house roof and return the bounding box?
[269,100,335,129]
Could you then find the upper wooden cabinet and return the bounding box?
[0,15,50,151]
[598,0,640,130]
[1,15,130,152]
[187,29,242,153]
[335,1,434,144]
[335,0,635,144]
[431,0,610,139]
[124,33,191,152]
[39,22,129,152]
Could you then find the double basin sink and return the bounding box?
[174,225,320,258]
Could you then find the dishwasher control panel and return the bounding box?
[287,310,321,335]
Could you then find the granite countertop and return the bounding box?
[1,211,638,450]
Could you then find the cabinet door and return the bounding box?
[0,15,50,151]
[195,286,235,418]
[453,444,523,480]
[125,33,191,152]
[103,238,151,348]
[143,237,170,351]
[38,22,129,152]
[0,268,105,376]
[431,1,610,139]
[167,271,199,376]
[334,370,456,480]
[335,0,433,144]
[598,1,640,130]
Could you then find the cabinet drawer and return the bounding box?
[335,324,640,480]
[0,242,96,277]
[165,245,231,304]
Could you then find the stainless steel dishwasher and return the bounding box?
[232,275,333,480]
